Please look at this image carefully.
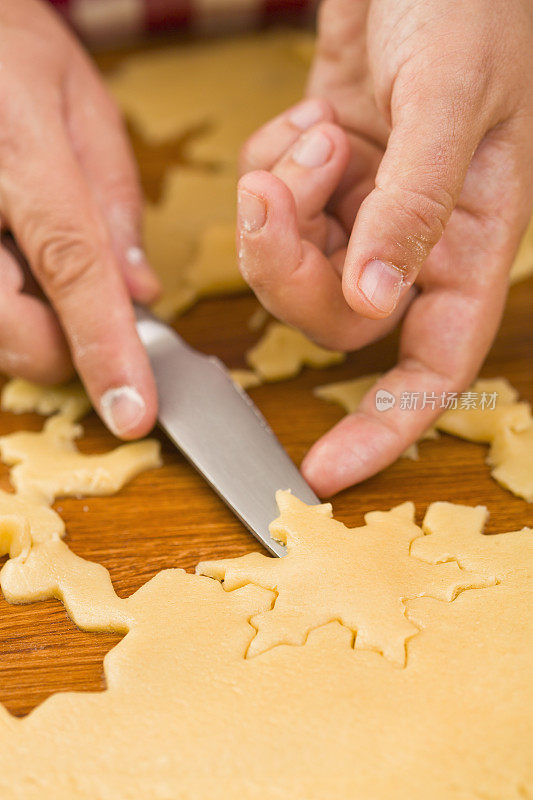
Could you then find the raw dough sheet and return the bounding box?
[0,379,531,799]
[107,31,313,320]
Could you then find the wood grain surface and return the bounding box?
[0,41,532,718]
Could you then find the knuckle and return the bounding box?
[35,228,104,293]
[385,183,453,251]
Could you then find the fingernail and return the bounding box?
[238,190,267,233]
[289,99,324,131]
[358,259,404,314]
[292,130,333,168]
[100,385,146,437]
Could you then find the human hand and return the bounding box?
[237,0,533,495]
[0,0,160,438]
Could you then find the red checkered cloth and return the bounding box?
[48,0,315,44]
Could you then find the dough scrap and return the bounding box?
[314,372,382,411]
[0,379,161,604]
[488,424,533,503]
[436,377,531,442]
[438,378,533,500]
[247,305,269,332]
[107,30,313,163]
[1,378,90,422]
[314,374,533,500]
[198,492,494,666]
[0,415,161,501]
[230,369,262,390]
[1,538,131,632]
[510,214,533,285]
[0,489,64,555]
[246,322,345,381]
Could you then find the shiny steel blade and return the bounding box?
[135,306,319,556]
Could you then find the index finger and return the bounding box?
[302,225,513,496]
[0,109,157,439]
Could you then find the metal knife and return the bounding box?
[135,306,319,557]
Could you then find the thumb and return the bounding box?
[342,98,484,318]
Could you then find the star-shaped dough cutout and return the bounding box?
[198,492,495,666]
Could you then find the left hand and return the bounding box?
[236,0,533,496]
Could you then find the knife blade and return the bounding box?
[135,306,319,557]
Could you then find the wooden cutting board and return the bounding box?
[0,44,532,719]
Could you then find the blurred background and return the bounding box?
[48,0,317,46]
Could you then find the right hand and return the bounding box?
[0,0,160,438]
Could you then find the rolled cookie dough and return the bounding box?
[107,30,313,163]
[198,492,494,666]
[0,487,531,799]
[0,380,531,798]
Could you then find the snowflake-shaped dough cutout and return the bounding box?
[198,492,496,666]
